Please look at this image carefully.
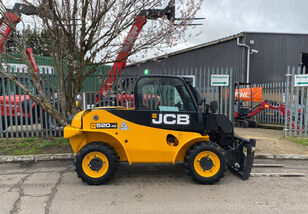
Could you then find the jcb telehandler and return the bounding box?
[64,75,256,185]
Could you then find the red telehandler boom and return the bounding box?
[99,1,175,97]
[97,1,203,106]
[0,3,41,130]
[0,3,39,73]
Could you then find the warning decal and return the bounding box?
[119,121,129,130]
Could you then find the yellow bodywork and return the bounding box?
[64,107,209,165]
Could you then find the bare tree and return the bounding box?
[0,0,203,126]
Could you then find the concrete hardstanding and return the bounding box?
[0,160,307,214]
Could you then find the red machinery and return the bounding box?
[234,82,299,129]
[100,1,175,95]
[234,99,286,127]
[96,1,176,106]
[0,4,39,72]
[96,1,204,106]
[0,3,40,130]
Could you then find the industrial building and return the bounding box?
[127,32,308,84]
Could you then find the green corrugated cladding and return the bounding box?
[1,54,111,91]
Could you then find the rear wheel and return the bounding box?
[75,142,118,185]
[184,142,227,184]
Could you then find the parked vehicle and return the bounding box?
[0,76,57,130]
[64,75,256,185]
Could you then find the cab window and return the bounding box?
[136,77,196,112]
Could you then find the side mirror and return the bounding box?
[210,101,218,113]
[75,94,83,109]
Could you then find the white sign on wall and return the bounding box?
[294,74,308,87]
[1,63,54,74]
[211,74,229,86]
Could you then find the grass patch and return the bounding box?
[0,137,72,156]
[285,136,308,147]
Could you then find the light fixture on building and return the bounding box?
[251,49,259,54]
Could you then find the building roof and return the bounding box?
[128,31,308,67]
[128,32,243,67]
[159,32,244,58]
[242,31,308,36]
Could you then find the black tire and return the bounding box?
[184,142,227,184]
[248,120,258,128]
[241,120,249,128]
[234,120,241,127]
[75,142,118,185]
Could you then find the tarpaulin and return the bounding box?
[235,87,263,102]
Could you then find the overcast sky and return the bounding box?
[169,0,308,53]
[4,0,308,60]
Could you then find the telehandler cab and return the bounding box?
[64,75,256,185]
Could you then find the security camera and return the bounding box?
[251,49,258,54]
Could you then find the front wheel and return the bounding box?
[75,142,118,185]
[184,142,227,184]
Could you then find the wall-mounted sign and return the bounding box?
[294,74,308,87]
[211,75,229,86]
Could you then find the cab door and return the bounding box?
[134,76,202,131]
[111,76,204,163]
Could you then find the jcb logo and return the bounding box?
[152,113,190,125]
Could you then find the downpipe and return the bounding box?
[237,37,251,83]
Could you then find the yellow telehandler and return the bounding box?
[64,75,256,185]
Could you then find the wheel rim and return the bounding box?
[82,152,109,178]
[193,151,221,177]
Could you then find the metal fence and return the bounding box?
[235,66,308,136]
[0,66,235,138]
[0,67,62,138]
[242,81,287,125]
[95,67,235,120]
[0,64,109,138]
[284,66,308,137]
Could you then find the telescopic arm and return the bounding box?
[0,3,39,73]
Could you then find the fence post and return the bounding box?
[289,67,295,136]
[293,67,301,136]
[284,67,291,137]
[229,68,234,122]
[305,86,308,137]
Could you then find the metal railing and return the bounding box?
[248,82,287,125]
[237,66,308,136]
[0,66,235,137]
[284,66,308,137]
